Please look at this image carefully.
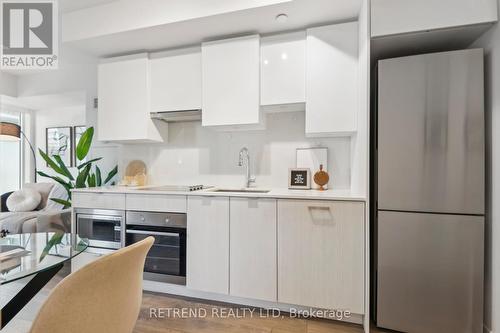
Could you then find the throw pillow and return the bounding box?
[6,188,42,212]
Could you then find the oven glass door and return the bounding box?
[77,214,121,249]
[125,227,186,277]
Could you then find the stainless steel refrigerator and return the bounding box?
[375,49,485,333]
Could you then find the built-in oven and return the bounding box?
[125,211,186,285]
[75,208,125,251]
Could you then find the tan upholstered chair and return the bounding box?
[29,237,154,333]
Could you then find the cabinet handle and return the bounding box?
[126,230,179,237]
[308,206,331,211]
[308,206,334,224]
[77,214,122,222]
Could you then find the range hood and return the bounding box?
[150,109,201,122]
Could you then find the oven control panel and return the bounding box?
[126,211,187,229]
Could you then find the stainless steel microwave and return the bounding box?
[75,208,125,251]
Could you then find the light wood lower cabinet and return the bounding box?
[125,194,186,213]
[277,199,364,314]
[229,198,277,301]
[72,192,125,210]
[185,195,364,311]
[186,196,229,294]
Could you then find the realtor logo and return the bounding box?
[1,0,58,69]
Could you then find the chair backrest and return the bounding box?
[29,237,154,333]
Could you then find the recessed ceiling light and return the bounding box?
[275,14,288,23]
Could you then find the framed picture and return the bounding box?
[288,168,311,189]
[73,125,87,166]
[46,127,73,167]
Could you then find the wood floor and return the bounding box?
[134,292,367,333]
[2,263,389,333]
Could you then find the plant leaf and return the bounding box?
[95,166,102,186]
[75,239,88,252]
[76,127,94,161]
[87,173,96,187]
[50,198,72,209]
[47,223,66,232]
[52,155,74,181]
[37,171,73,199]
[76,164,91,188]
[38,149,65,176]
[39,232,65,262]
[103,165,118,185]
[77,157,102,170]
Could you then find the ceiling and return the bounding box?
[62,0,362,57]
[59,0,117,13]
[14,91,87,110]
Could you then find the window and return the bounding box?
[0,111,22,194]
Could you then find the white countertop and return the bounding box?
[72,185,366,201]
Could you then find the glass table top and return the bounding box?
[0,233,88,285]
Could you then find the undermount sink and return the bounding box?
[211,188,270,193]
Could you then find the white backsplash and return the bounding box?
[117,111,351,189]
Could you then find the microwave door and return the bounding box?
[77,214,122,249]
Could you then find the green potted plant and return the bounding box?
[37,126,118,208]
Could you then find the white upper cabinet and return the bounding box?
[150,48,202,111]
[98,54,165,142]
[202,35,261,128]
[260,32,306,106]
[371,0,498,37]
[306,22,359,137]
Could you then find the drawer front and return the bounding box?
[126,194,187,213]
[72,192,125,210]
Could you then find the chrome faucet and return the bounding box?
[238,147,256,188]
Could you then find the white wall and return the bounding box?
[0,140,20,192]
[471,20,500,333]
[0,111,21,193]
[15,44,120,180]
[351,4,370,197]
[16,44,98,130]
[0,72,18,97]
[34,105,85,177]
[357,2,370,332]
[118,111,352,189]
[13,39,352,192]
